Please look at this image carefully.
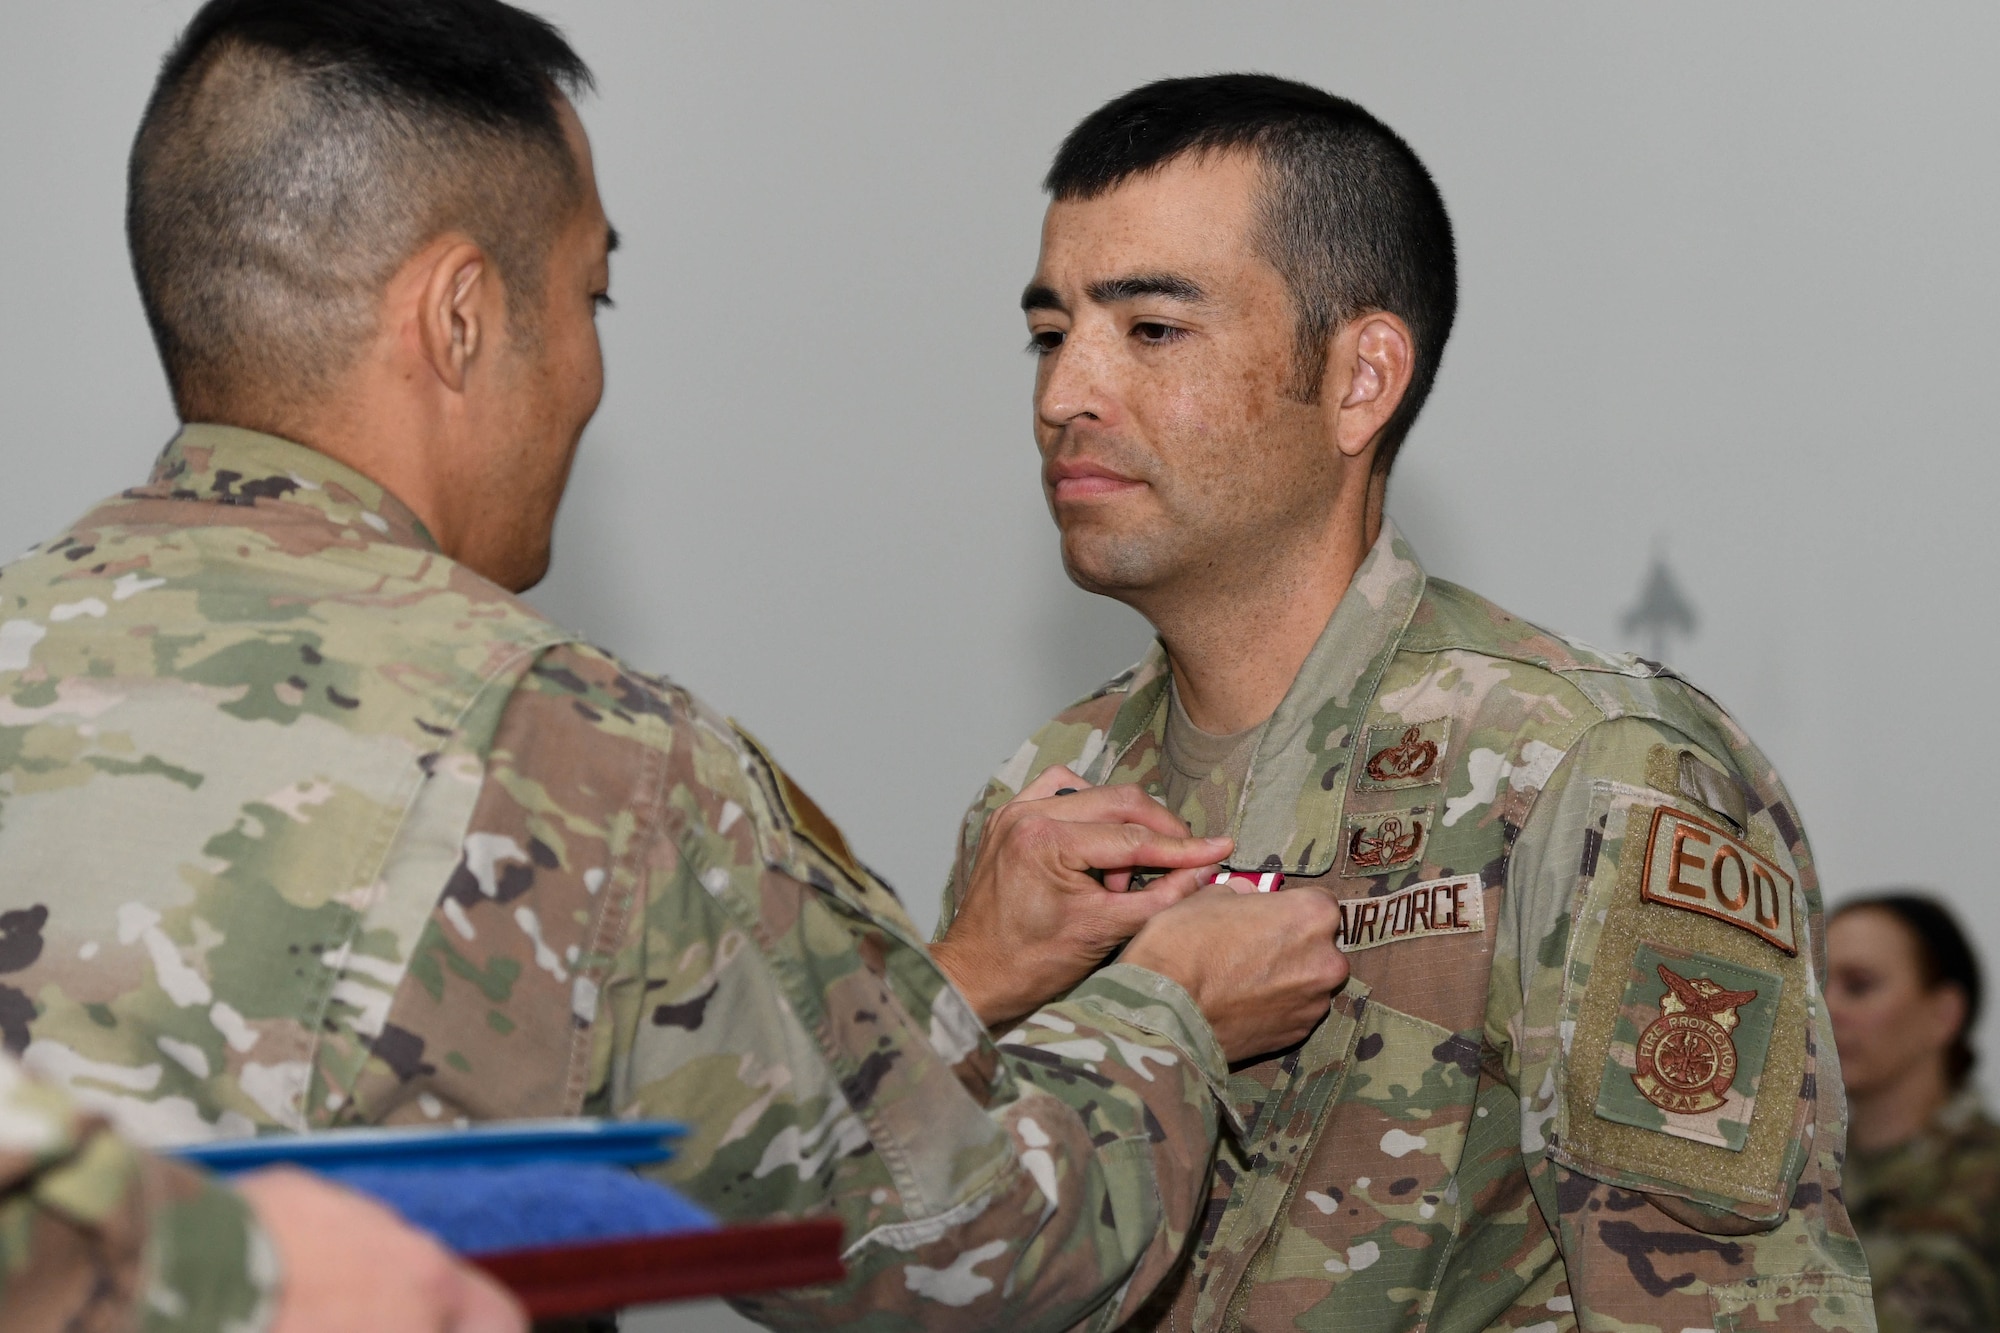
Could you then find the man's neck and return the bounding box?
[1152,506,1381,736]
[211,389,458,558]
[1849,1063,1953,1154]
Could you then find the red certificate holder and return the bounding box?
[473,1216,847,1318]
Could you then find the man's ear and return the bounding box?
[1323,312,1415,462]
[411,237,492,395]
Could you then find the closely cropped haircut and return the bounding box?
[1047,74,1456,473]
[128,0,593,421]
[1836,891,1984,1089]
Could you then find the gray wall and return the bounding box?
[8,5,1999,1327]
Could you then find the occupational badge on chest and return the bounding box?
[1594,942,1783,1150]
[1355,717,1450,791]
[1339,805,1433,877]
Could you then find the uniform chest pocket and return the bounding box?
[1245,1002,1481,1326]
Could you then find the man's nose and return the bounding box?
[1036,331,1115,430]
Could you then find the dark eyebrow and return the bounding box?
[1021,272,1207,315]
[1021,283,1063,313]
[605,226,621,255]
[1086,273,1206,305]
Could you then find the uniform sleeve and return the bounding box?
[1497,715,1875,1331]
[0,1050,277,1333]
[378,644,1228,1332]
[936,773,1012,940]
[611,716,1228,1333]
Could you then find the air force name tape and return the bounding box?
[1640,807,1797,955]
[1334,874,1484,954]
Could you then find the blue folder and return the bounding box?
[177,1118,685,1174]
[176,1120,713,1256]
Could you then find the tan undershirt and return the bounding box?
[1159,683,1264,841]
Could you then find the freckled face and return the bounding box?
[1025,152,1337,606]
[1827,908,1955,1097]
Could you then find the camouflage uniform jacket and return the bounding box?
[1845,1088,2000,1333]
[941,525,1875,1332]
[0,1046,275,1332]
[0,425,1237,1331]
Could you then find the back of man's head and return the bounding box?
[128,0,592,426]
[1047,75,1456,473]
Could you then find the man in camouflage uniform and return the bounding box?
[0,5,1353,1330]
[0,1048,524,1332]
[939,75,1875,1329]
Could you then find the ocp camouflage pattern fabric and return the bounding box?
[0,425,1232,1331]
[1846,1088,2000,1333]
[940,524,1876,1332]
[0,1047,274,1332]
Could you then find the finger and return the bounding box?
[1131,863,1216,907]
[1055,824,1233,876]
[1017,765,1089,802]
[452,1265,529,1333]
[1029,782,1191,839]
[1092,874,1208,934]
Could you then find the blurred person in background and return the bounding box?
[1830,893,2000,1333]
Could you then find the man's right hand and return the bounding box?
[238,1168,525,1333]
[1123,885,1349,1063]
[933,765,1231,1027]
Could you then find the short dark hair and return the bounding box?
[1046,74,1455,473]
[128,0,593,421]
[1835,891,1984,1089]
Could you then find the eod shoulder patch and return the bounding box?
[1639,807,1796,954]
[1554,778,1815,1223]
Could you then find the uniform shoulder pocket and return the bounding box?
[727,721,915,933]
[1551,775,1815,1226]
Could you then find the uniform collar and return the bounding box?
[1100,522,1427,876]
[143,423,441,554]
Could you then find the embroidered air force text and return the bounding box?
[1334,874,1484,954]
[1640,807,1797,954]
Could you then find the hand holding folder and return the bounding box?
[179,1121,844,1318]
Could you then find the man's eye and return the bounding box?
[1132,322,1184,345]
[1026,329,1064,355]
[593,292,616,311]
